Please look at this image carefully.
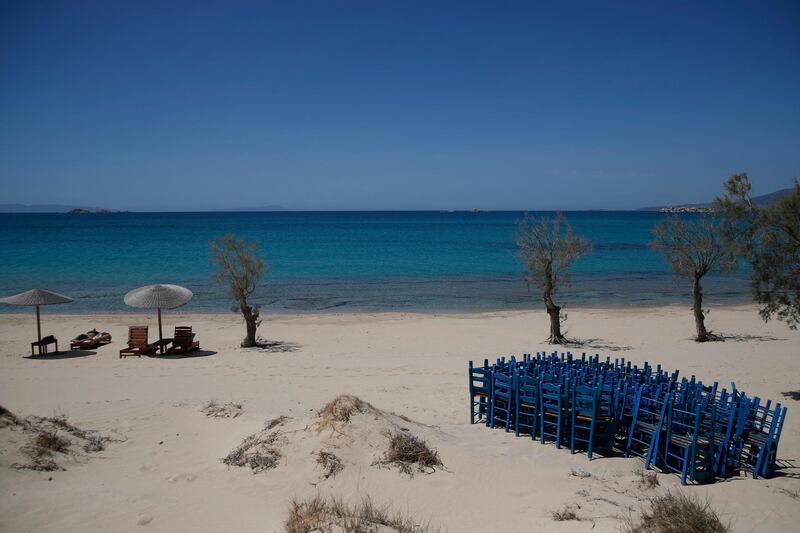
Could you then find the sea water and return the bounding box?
[0,211,749,313]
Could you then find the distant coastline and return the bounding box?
[1,186,791,213]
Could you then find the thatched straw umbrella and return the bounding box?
[123,284,193,346]
[0,289,73,343]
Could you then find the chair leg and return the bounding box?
[470,395,475,424]
[680,447,690,485]
[555,414,561,449]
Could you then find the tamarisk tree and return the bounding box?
[210,234,266,347]
[651,215,737,342]
[717,174,800,329]
[516,212,592,344]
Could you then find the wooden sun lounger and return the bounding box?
[70,329,112,350]
[166,326,200,354]
[119,326,157,358]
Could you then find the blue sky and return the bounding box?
[1,1,798,211]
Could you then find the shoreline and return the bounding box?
[0,300,756,319]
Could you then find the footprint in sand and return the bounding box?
[166,473,197,483]
[137,516,153,526]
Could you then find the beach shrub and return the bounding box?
[316,450,344,479]
[635,466,660,489]
[624,491,729,533]
[316,395,376,432]
[516,212,592,344]
[285,495,437,533]
[201,401,244,418]
[210,234,266,348]
[717,174,800,329]
[651,215,737,342]
[551,505,580,521]
[0,404,19,428]
[222,430,282,473]
[377,431,442,475]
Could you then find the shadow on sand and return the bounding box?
[25,350,98,360]
[255,340,301,353]
[719,333,787,342]
[773,459,800,480]
[150,350,218,359]
[562,338,633,352]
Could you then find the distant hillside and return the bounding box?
[638,187,794,212]
[0,203,118,213]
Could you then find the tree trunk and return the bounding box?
[543,263,567,344]
[692,275,710,342]
[240,304,258,348]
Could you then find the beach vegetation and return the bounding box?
[222,429,282,473]
[210,234,266,347]
[651,215,737,342]
[516,212,592,344]
[201,401,244,418]
[316,394,376,432]
[316,450,344,479]
[623,491,729,533]
[717,173,800,329]
[285,495,437,533]
[551,505,581,521]
[376,431,443,475]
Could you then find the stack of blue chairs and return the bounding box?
[468,351,788,484]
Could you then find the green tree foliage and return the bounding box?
[717,174,800,328]
[516,212,592,344]
[210,234,266,347]
[651,215,737,342]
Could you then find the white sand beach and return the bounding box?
[1,304,799,532]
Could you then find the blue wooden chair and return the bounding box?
[663,399,716,485]
[489,367,514,432]
[626,384,671,470]
[514,371,540,439]
[735,400,787,479]
[540,382,564,448]
[468,360,492,425]
[571,381,617,459]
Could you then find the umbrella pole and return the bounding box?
[158,307,163,344]
[36,304,41,342]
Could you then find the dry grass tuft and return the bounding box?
[635,466,660,489]
[316,450,344,479]
[202,401,244,419]
[266,415,290,430]
[35,431,70,453]
[285,495,437,533]
[44,414,113,452]
[624,491,729,533]
[569,468,592,479]
[18,431,71,471]
[8,412,118,471]
[0,404,20,428]
[552,505,580,521]
[376,432,442,476]
[223,429,282,473]
[317,395,376,432]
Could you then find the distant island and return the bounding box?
[68,208,122,214]
[638,187,793,212]
[0,203,124,213]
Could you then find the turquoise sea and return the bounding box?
[0,211,749,313]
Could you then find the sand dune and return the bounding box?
[0,305,798,532]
